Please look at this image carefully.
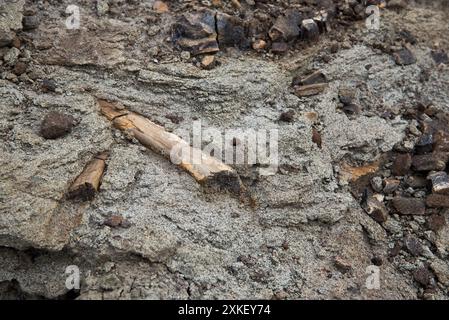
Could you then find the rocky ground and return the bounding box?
[0,0,448,300]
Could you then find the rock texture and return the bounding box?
[0,0,448,300]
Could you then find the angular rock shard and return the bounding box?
[98,100,243,194]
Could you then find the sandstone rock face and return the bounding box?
[0,1,448,300]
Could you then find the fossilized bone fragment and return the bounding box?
[98,99,242,194]
[67,152,109,200]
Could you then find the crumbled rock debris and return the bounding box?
[1,0,449,300]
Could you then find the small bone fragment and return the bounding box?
[67,152,109,200]
[98,100,242,194]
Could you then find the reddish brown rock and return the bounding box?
[269,9,302,42]
[271,42,288,54]
[363,195,388,223]
[104,215,131,228]
[426,194,449,208]
[391,153,411,176]
[413,266,434,287]
[383,179,400,194]
[40,112,75,140]
[427,214,446,232]
[412,153,447,172]
[153,1,169,13]
[312,128,322,149]
[392,197,426,215]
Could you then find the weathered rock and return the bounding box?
[311,128,322,149]
[430,260,449,286]
[40,112,75,140]
[293,83,328,97]
[430,50,448,65]
[412,154,447,172]
[173,11,219,55]
[333,256,352,274]
[393,47,416,65]
[153,1,169,13]
[0,31,14,48]
[404,236,423,256]
[216,13,248,48]
[252,39,266,51]
[428,171,449,194]
[370,176,383,192]
[415,132,433,154]
[22,15,39,31]
[338,87,356,105]
[426,194,449,208]
[391,153,412,176]
[41,79,57,92]
[363,195,388,223]
[427,214,446,232]
[383,179,400,194]
[292,70,327,87]
[200,55,216,70]
[405,175,428,188]
[269,9,302,42]
[271,42,288,54]
[301,19,319,41]
[413,266,434,287]
[279,110,295,123]
[104,215,131,228]
[313,10,332,33]
[3,47,20,66]
[392,197,426,215]
[96,0,110,16]
[12,62,27,76]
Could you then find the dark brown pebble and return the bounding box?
[271,42,289,54]
[391,153,411,176]
[426,194,449,208]
[363,195,388,223]
[412,153,447,172]
[312,128,322,149]
[12,62,27,76]
[413,266,434,287]
[22,16,40,31]
[430,50,448,65]
[41,79,57,92]
[427,214,446,232]
[165,114,184,124]
[279,110,295,122]
[393,47,416,65]
[403,236,423,256]
[392,197,426,215]
[40,112,74,139]
[104,215,131,228]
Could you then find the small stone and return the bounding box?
[292,70,326,87]
[216,13,247,48]
[415,132,433,154]
[11,37,21,49]
[104,215,131,228]
[370,176,383,192]
[200,55,215,70]
[412,153,447,172]
[413,266,434,287]
[12,62,27,76]
[430,260,449,286]
[342,104,361,116]
[403,236,423,256]
[430,50,448,65]
[269,9,302,42]
[22,16,40,31]
[312,128,322,149]
[271,42,289,54]
[333,257,352,274]
[371,256,383,266]
[383,179,400,194]
[426,194,449,208]
[165,114,184,124]
[363,195,389,223]
[427,171,449,194]
[252,39,266,51]
[427,214,446,232]
[293,83,328,97]
[392,197,426,215]
[301,19,319,41]
[405,175,428,188]
[391,153,412,176]
[180,51,191,61]
[96,0,109,16]
[393,47,416,65]
[41,79,57,92]
[279,110,295,123]
[153,1,169,13]
[338,87,356,105]
[3,47,20,66]
[40,112,75,140]
[0,31,14,48]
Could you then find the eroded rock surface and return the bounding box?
[0,0,448,300]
